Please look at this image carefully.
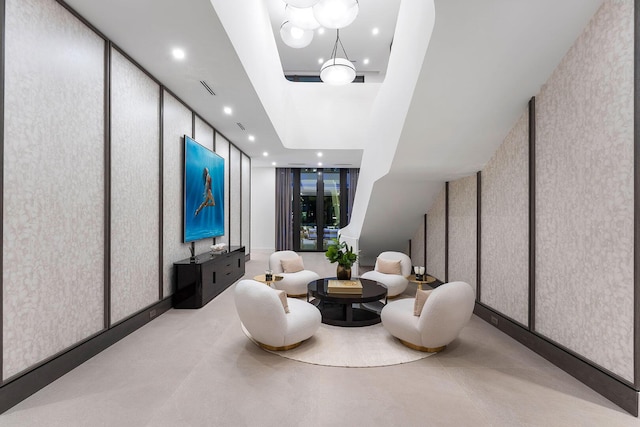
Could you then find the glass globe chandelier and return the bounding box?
[284,0,319,8]
[313,0,359,29]
[320,29,356,85]
[285,4,320,30]
[280,20,314,49]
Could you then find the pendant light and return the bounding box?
[320,29,356,85]
[313,0,359,29]
[284,0,319,8]
[280,21,314,49]
[285,4,321,30]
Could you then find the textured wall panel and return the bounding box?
[241,154,251,252]
[192,117,215,255]
[426,187,446,281]
[410,217,425,268]
[162,92,192,297]
[110,49,160,324]
[215,134,230,247]
[3,0,105,378]
[230,146,242,246]
[448,175,477,293]
[535,0,634,381]
[481,112,529,326]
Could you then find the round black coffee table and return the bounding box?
[307,278,387,327]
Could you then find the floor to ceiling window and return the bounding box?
[292,168,354,252]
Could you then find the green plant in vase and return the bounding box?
[325,236,357,280]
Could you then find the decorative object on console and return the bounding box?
[210,242,227,254]
[360,251,411,297]
[189,241,196,263]
[325,236,357,280]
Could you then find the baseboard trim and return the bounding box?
[0,297,172,414]
[474,303,638,416]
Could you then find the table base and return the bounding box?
[310,299,384,327]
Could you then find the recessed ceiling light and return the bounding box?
[248,135,255,142]
[263,151,268,157]
[317,152,323,157]
[318,27,325,35]
[223,106,232,115]
[318,57,324,64]
[318,162,323,166]
[271,162,276,166]
[372,27,379,36]
[363,58,370,65]
[172,48,185,60]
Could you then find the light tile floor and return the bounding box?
[1,251,639,426]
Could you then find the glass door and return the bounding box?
[294,168,347,252]
[322,169,341,250]
[299,169,318,251]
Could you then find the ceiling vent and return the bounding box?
[200,80,216,96]
[236,122,245,131]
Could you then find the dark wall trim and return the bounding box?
[243,153,252,251]
[213,131,217,246]
[239,137,242,247]
[110,44,161,87]
[475,303,638,416]
[0,298,171,414]
[423,213,427,267]
[476,171,481,302]
[57,0,108,40]
[158,87,164,300]
[191,111,195,139]
[340,169,348,228]
[292,169,301,252]
[445,182,449,282]
[528,96,536,331]
[634,0,640,388]
[0,0,5,384]
[104,41,112,330]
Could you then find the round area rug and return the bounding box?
[242,323,435,368]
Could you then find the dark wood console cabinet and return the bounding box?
[173,246,245,309]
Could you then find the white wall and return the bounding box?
[250,167,275,251]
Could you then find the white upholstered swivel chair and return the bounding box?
[380,281,475,352]
[269,250,320,297]
[360,251,412,298]
[234,279,321,351]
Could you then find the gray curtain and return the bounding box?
[347,168,359,222]
[275,168,293,250]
